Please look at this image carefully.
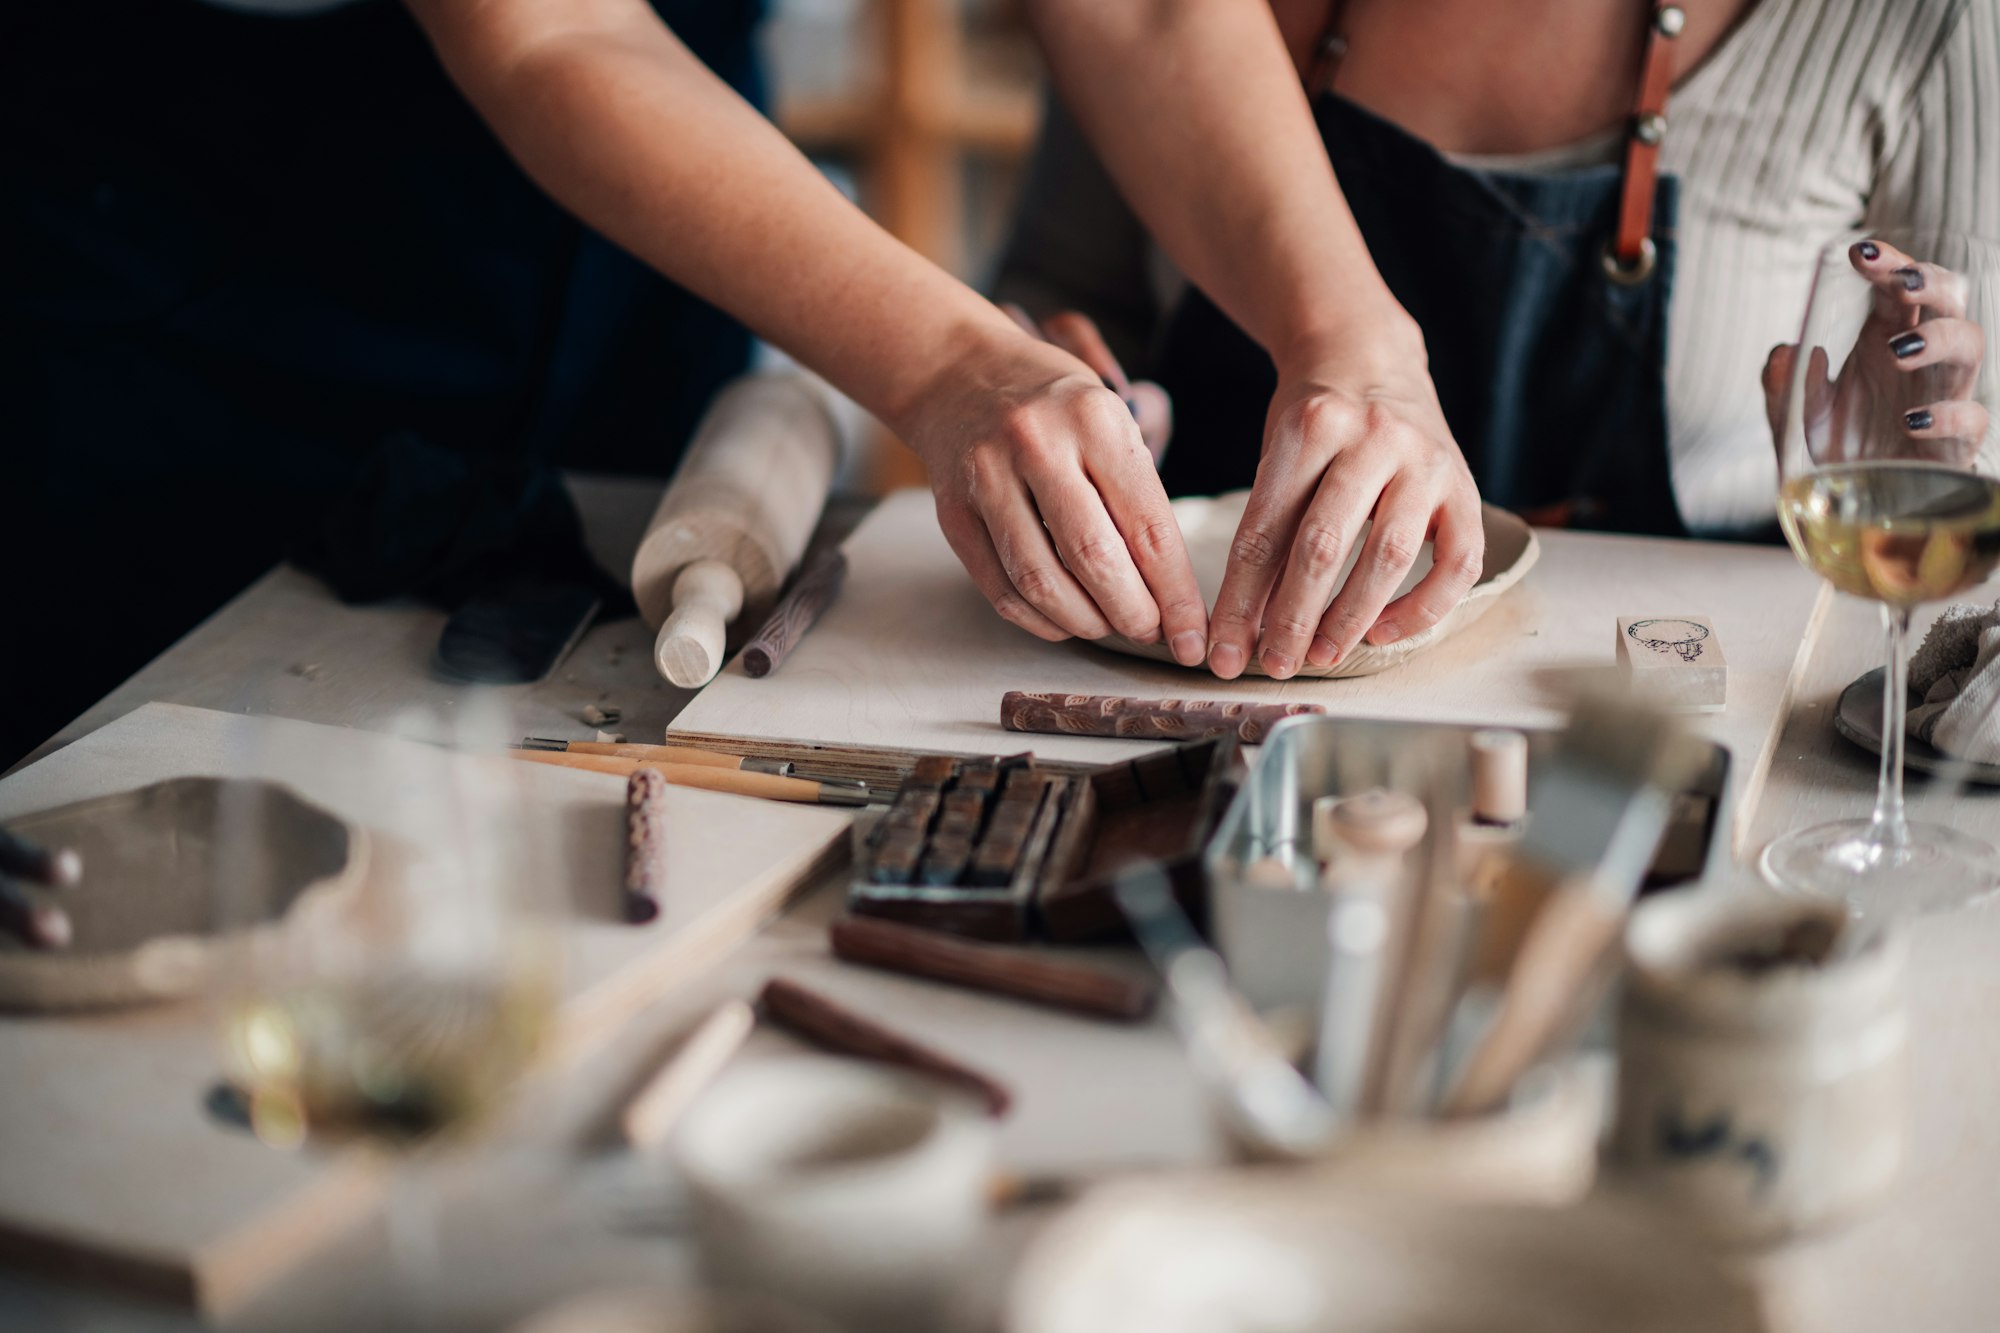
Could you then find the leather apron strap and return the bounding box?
[1307,1,1687,285]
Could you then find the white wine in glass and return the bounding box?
[212,703,565,1317]
[1763,229,2000,915]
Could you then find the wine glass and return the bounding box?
[1762,228,2000,915]
[212,699,566,1314]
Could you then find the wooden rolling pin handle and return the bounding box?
[655,560,745,688]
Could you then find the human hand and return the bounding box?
[900,320,1209,664]
[1764,238,1989,466]
[1002,305,1174,463]
[1206,332,1485,680]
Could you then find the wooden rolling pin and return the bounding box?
[509,748,868,805]
[631,372,841,687]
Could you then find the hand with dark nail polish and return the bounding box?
[1895,266,1924,292]
[1858,240,1880,261]
[1906,409,1933,432]
[1890,331,1926,359]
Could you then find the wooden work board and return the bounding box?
[0,703,851,1315]
[671,488,1828,853]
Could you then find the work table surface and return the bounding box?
[5,475,1998,1332]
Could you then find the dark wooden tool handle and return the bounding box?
[623,768,669,924]
[1000,691,1322,744]
[743,549,849,678]
[758,977,1013,1115]
[830,916,1155,1021]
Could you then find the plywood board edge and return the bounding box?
[550,834,853,1059]
[1730,582,1835,860]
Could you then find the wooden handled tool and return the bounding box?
[758,977,1013,1115]
[1443,694,1705,1117]
[829,916,1156,1021]
[509,748,869,806]
[522,738,788,773]
[631,373,840,688]
[619,1000,756,1150]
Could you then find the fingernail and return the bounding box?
[1209,642,1245,678]
[1261,649,1296,679]
[1859,240,1881,261]
[1171,630,1205,666]
[1124,396,1141,420]
[1906,408,1934,431]
[1890,331,1926,359]
[1307,634,1339,666]
[1369,620,1403,645]
[1896,266,1924,292]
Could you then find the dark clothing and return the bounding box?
[1153,92,1684,538]
[0,0,763,763]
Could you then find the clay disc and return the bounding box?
[1096,496,1540,679]
[0,777,366,1011]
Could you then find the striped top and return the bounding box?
[994,0,2000,536]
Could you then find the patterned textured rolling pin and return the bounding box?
[1000,691,1324,744]
[742,549,849,678]
[624,767,670,924]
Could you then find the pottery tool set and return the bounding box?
[1201,702,1723,1129]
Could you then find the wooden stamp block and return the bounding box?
[1617,616,1726,713]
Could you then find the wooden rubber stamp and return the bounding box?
[1617,616,1726,712]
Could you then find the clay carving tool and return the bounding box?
[757,977,1012,1115]
[508,747,871,806]
[1444,695,1703,1117]
[743,548,848,678]
[521,737,791,775]
[631,373,841,688]
[619,999,757,1151]
[1311,790,1427,1118]
[1002,692,1324,744]
[1113,867,1335,1159]
[829,916,1156,1021]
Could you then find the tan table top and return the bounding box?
[4,475,1997,1332]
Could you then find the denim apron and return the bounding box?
[0,0,762,758]
[1153,79,1686,538]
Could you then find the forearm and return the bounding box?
[1024,0,1411,366]
[405,0,1018,432]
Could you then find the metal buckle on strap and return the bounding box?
[1601,236,1659,286]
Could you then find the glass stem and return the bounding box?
[1870,603,1913,859]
